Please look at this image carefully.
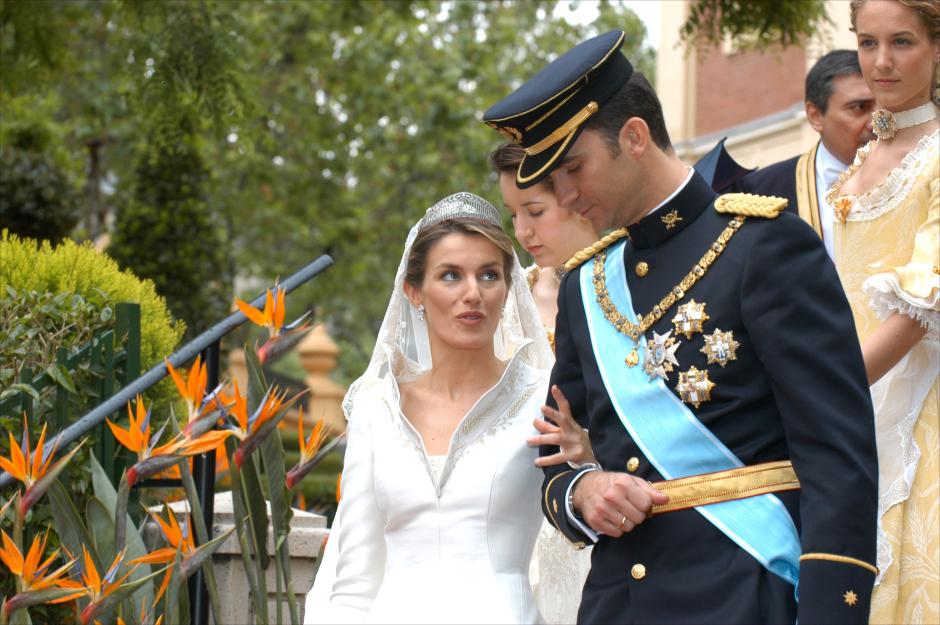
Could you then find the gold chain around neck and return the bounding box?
[593,216,746,341]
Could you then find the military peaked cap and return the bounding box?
[483,30,632,188]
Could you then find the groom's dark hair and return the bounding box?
[405,220,514,289]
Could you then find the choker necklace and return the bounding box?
[871,101,939,140]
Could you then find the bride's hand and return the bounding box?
[528,385,597,468]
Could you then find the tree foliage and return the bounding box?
[0,0,653,380]
[681,0,830,50]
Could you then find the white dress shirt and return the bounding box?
[815,141,850,261]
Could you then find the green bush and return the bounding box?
[0,229,185,371]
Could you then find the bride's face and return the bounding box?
[854,1,940,112]
[405,233,509,353]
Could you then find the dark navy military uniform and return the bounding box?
[483,30,878,625]
[740,154,801,209]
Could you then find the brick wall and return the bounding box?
[694,44,806,136]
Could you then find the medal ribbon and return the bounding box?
[580,239,801,587]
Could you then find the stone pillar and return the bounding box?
[296,324,347,435]
[143,491,329,624]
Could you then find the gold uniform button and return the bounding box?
[626,457,640,472]
[573,541,586,551]
[552,498,559,514]
[631,563,646,580]
[635,262,649,277]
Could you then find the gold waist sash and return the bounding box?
[650,460,800,515]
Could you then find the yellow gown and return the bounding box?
[831,129,939,625]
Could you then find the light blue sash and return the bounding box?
[581,240,801,587]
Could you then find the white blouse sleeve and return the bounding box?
[318,399,387,623]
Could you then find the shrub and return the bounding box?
[0,229,185,371]
[0,146,81,242]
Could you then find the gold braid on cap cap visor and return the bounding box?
[523,101,599,157]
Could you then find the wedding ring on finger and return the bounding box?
[618,515,628,530]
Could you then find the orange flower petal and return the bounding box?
[274,288,286,333]
[130,548,177,565]
[107,419,141,454]
[165,359,190,400]
[235,298,267,327]
[0,528,24,575]
[31,423,48,482]
[8,431,27,482]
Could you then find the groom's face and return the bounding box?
[406,233,509,353]
[548,129,639,232]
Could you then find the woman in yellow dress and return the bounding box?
[829,1,939,622]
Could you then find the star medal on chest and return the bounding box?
[701,328,739,367]
[643,330,680,380]
[672,299,708,339]
[676,366,715,408]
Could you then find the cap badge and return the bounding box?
[487,122,522,144]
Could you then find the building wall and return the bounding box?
[694,44,805,137]
[658,0,861,169]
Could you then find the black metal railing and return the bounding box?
[0,302,141,485]
[0,254,334,624]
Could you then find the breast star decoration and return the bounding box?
[672,299,709,339]
[644,330,681,380]
[700,328,739,367]
[676,366,715,408]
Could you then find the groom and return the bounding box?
[483,31,878,624]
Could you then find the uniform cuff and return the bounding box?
[565,468,599,543]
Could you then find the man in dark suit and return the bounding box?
[740,50,875,259]
[484,31,878,624]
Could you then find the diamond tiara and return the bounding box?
[419,192,502,230]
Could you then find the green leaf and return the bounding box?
[86,496,115,565]
[44,363,78,393]
[3,587,85,613]
[48,480,101,572]
[0,383,40,401]
[239,454,270,572]
[88,456,155,612]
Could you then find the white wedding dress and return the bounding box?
[309,354,549,624]
[304,193,561,624]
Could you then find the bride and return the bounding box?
[305,192,590,624]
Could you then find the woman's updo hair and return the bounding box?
[850,0,940,39]
[404,218,515,289]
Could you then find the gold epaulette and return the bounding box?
[714,193,787,218]
[564,228,630,272]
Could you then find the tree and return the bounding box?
[680,0,830,50]
[0,0,653,379]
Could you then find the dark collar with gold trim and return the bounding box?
[625,172,717,249]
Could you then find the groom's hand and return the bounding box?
[572,471,668,537]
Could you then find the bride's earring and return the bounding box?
[417,304,426,321]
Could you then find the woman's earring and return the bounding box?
[417,304,426,321]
